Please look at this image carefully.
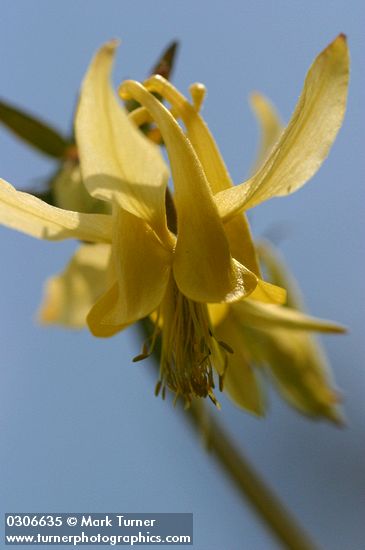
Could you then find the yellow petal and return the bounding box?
[222,214,261,275]
[88,207,171,337]
[249,279,287,305]
[212,308,264,415]
[87,283,124,337]
[53,163,110,214]
[216,35,350,219]
[143,76,263,278]
[208,303,229,327]
[143,75,233,194]
[0,177,112,242]
[232,299,345,333]
[249,327,343,424]
[250,92,283,172]
[39,243,111,328]
[76,41,169,238]
[222,216,287,305]
[119,80,258,303]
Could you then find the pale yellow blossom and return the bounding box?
[0,35,349,412]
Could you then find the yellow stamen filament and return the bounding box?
[189,83,206,112]
[143,75,197,121]
[128,106,153,127]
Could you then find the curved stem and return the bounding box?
[187,400,319,550]
[138,319,319,549]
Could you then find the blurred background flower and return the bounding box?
[0,2,364,549]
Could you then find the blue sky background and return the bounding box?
[0,2,364,549]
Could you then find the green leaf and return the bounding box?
[0,99,69,158]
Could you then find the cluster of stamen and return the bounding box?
[134,278,233,408]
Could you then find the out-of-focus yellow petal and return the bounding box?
[248,327,343,424]
[88,207,171,337]
[250,92,283,172]
[120,80,258,303]
[53,163,110,215]
[232,299,345,333]
[247,241,344,423]
[0,177,112,242]
[257,239,344,326]
[216,35,350,220]
[257,239,306,309]
[213,310,265,415]
[39,243,111,328]
[76,41,169,238]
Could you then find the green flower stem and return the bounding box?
[187,401,319,550]
[139,319,319,550]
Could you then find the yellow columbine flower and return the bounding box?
[0,42,271,406]
[75,42,284,405]
[0,35,349,412]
